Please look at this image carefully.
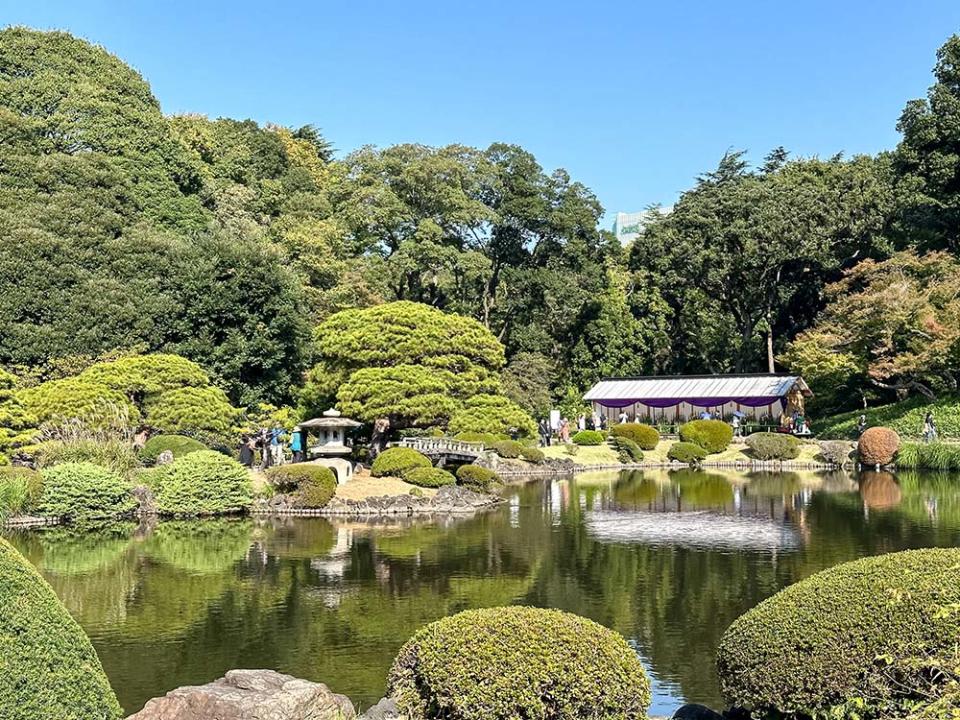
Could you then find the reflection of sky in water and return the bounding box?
[632,642,684,718]
[586,510,801,552]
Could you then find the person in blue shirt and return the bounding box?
[290,426,305,463]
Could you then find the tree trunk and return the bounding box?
[766,327,775,374]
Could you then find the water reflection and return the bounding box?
[5,468,960,717]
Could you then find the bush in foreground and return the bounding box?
[717,548,960,718]
[456,464,498,492]
[609,423,660,450]
[611,436,643,463]
[0,536,123,719]
[818,440,855,467]
[145,450,252,516]
[388,606,650,720]
[858,426,901,466]
[38,462,134,521]
[266,464,338,507]
[744,432,801,460]
[371,447,432,478]
[679,419,733,453]
[668,442,707,465]
[139,434,207,465]
[404,467,456,488]
[572,429,605,446]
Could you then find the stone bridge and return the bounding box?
[398,437,485,465]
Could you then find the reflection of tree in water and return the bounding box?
[145,519,254,573]
[859,471,902,511]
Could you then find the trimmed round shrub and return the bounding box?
[371,447,432,478]
[609,423,660,450]
[818,440,855,467]
[520,446,545,464]
[297,469,337,508]
[611,436,643,463]
[668,442,707,465]
[491,439,526,458]
[266,463,330,491]
[388,606,651,720]
[858,426,901,466]
[38,462,134,520]
[453,431,508,446]
[0,537,123,719]
[404,467,456,488]
[679,419,733,453]
[448,394,538,439]
[572,429,605,446]
[456,464,497,491]
[717,548,960,718]
[145,450,252,516]
[139,434,207,465]
[744,432,801,460]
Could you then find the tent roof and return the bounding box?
[584,373,811,403]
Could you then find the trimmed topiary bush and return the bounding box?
[266,464,337,507]
[744,432,801,460]
[144,450,252,516]
[38,462,134,521]
[611,436,643,464]
[456,464,497,491]
[679,419,733,453]
[371,447,432,478]
[448,394,538,439]
[519,446,545,464]
[453,431,508,446]
[388,606,651,720]
[818,440,855,467]
[572,429,605,446]
[491,439,526,458]
[717,548,960,718]
[858,426,901,466]
[139,434,207,465]
[668,442,707,465]
[144,385,239,438]
[404,467,456,488]
[0,537,123,719]
[609,423,659,450]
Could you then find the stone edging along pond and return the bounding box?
[495,459,839,478]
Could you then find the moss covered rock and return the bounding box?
[717,548,960,718]
[0,536,123,719]
[388,606,650,720]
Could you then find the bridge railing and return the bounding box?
[398,437,485,455]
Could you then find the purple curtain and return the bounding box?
[596,396,783,409]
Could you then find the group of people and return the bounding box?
[238,426,308,470]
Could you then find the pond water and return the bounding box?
[6,468,960,717]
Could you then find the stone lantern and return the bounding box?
[297,408,362,484]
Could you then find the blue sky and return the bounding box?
[4,1,960,225]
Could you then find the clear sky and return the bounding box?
[4,1,960,225]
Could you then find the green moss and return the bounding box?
[139,434,207,465]
[0,537,123,719]
[679,419,733,454]
[38,462,135,521]
[744,432,801,460]
[371,447,432,478]
[609,423,660,450]
[717,548,960,718]
[404,467,456,488]
[572,429,605,446]
[388,606,651,720]
[143,450,252,516]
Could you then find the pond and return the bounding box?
[6,468,960,717]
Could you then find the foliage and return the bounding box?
[0,466,42,521]
[448,394,537,439]
[388,606,651,720]
[34,438,141,478]
[0,369,37,463]
[281,466,339,508]
[80,353,209,397]
[817,440,856,467]
[456,464,498,492]
[611,436,644,464]
[896,442,960,471]
[500,352,554,419]
[144,450,252,516]
[716,548,960,718]
[404,467,456,488]
[609,423,659,450]
[38,462,134,521]
[816,395,960,440]
[139,434,207,465]
[0,536,123,719]
[453,431,508,446]
[336,365,461,428]
[491,440,527,458]
[679,419,733,454]
[858,426,901,466]
[17,378,136,427]
[572,430,605,446]
[668,442,707,465]
[744,432,801,460]
[145,386,239,438]
[371,447,432,478]
[520,446,545,464]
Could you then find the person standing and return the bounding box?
[577,415,586,432]
[238,435,254,468]
[271,427,285,466]
[732,415,741,438]
[618,409,628,424]
[856,414,867,438]
[923,412,937,443]
[290,426,305,463]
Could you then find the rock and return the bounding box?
[126,669,355,720]
[359,697,403,720]
[131,484,157,516]
[671,704,725,720]
[155,450,175,466]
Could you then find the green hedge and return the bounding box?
[611,436,643,464]
[404,467,456,488]
[371,447,432,478]
[744,432,801,460]
[668,442,707,465]
[38,462,134,521]
[609,423,660,450]
[816,395,960,440]
[572,430,605,446]
[717,548,960,718]
[896,442,960,471]
[388,606,650,720]
[679,419,733,453]
[0,466,42,521]
[145,450,252,516]
[139,434,207,465]
[0,537,123,719]
[456,464,497,492]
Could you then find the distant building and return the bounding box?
[611,208,670,245]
